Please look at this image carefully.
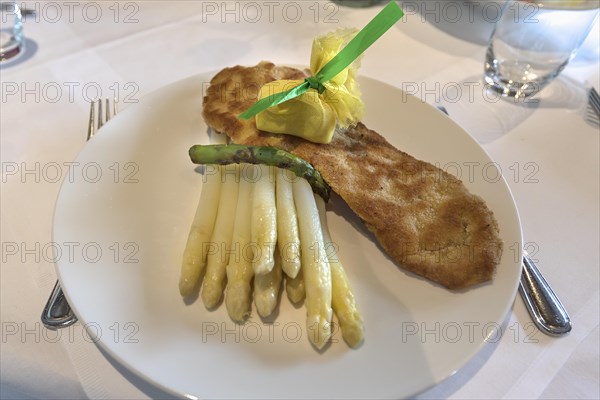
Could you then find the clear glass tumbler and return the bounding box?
[0,1,23,62]
[484,0,599,98]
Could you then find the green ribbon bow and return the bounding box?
[238,1,404,120]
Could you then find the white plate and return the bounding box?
[54,72,522,399]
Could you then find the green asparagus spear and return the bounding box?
[189,144,331,201]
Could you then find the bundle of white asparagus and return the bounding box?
[179,161,363,349]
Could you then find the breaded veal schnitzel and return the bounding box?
[202,61,503,290]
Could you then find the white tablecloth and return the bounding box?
[1,1,598,399]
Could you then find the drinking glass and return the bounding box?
[484,0,599,98]
[0,0,23,62]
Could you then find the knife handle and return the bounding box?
[41,281,77,329]
[518,252,572,336]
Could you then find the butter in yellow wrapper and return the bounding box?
[256,29,364,144]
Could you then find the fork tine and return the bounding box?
[105,98,111,121]
[97,99,104,130]
[87,100,95,140]
[589,87,600,118]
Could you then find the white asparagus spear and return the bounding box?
[225,165,255,322]
[293,178,332,350]
[254,249,283,318]
[276,168,301,278]
[251,165,277,275]
[179,166,222,297]
[201,165,240,308]
[285,267,305,304]
[316,196,364,348]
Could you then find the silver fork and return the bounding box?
[588,87,600,122]
[41,98,118,329]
